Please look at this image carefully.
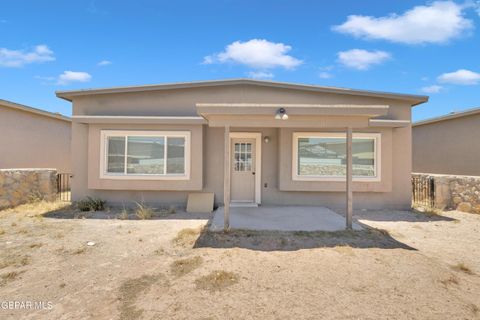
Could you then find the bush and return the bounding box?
[135,202,154,220]
[76,197,106,212]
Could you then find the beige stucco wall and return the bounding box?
[413,113,480,175]
[70,84,413,209]
[0,106,71,172]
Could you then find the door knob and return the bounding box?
[252,172,256,175]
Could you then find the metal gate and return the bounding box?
[56,173,71,202]
[412,175,435,208]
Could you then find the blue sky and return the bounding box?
[1,0,479,121]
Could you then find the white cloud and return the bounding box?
[333,1,473,44]
[203,39,302,70]
[319,72,333,79]
[57,71,92,85]
[246,71,274,79]
[437,69,480,85]
[421,85,443,93]
[337,49,391,70]
[0,44,55,67]
[97,60,111,66]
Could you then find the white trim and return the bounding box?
[99,130,191,180]
[292,132,381,182]
[229,132,262,204]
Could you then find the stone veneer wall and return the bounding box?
[413,173,480,214]
[0,169,57,210]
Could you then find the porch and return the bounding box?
[209,206,362,232]
[196,102,410,231]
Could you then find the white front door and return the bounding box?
[231,138,256,203]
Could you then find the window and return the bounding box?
[234,142,253,172]
[292,132,380,181]
[100,131,190,180]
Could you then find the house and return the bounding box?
[0,99,71,173]
[56,79,427,226]
[413,107,480,176]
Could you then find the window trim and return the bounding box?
[100,130,191,180]
[292,132,381,182]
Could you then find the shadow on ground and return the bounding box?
[350,209,456,223]
[42,206,212,221]
[193,227,416,252]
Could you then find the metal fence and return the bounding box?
[412,175,435,208]
[56,173,71,202]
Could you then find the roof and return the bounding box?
[0,99,71,122]
[413,107,480,127]
[55,78,428,106]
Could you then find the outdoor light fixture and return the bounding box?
[275,107,288,120]
[264,136,270,143]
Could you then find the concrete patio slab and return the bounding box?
[210,206,362,232]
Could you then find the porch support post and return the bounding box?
[346,127,353,230]
[223,125,231,231]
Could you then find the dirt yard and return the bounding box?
[0,202,479,319]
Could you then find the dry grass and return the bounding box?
[71,247,87,255]
[1,200,71,217]
[194,270,239,292]
[117,207,129,220]
[440,275,460,287]
[451,262,475,275]
[16,228,29,235]
[0,271,24,286]
[135,202,154,220]
[173,227,202,248]
[29,243,43,249]
[170,256,203,277]
[0,254,30,269]
[0,228,5,235]
[118,274,165,320]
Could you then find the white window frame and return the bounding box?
[292,132,381,182]
[100,130,191,180]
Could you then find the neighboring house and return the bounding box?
[56,79,427,211]
[413,107,480,176]
[0,99,71,173]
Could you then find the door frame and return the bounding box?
[229,132,262,204]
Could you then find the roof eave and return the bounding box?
[0,99,71,122]
[413,107,480,127]
[55,79,429,105]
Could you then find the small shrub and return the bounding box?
[76,197,106,212]
[135,202,154,220]
[117,206,129,220]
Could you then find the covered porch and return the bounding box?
[196,102,409,232]
[210,206,362,232]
